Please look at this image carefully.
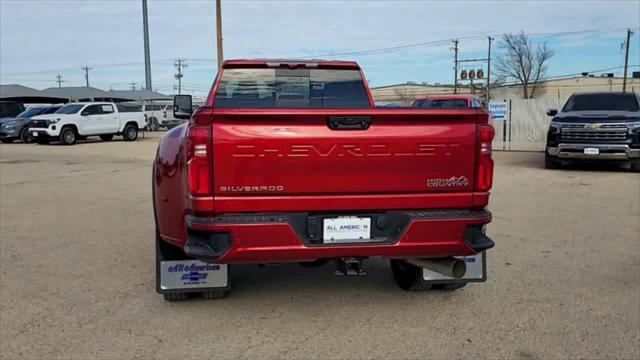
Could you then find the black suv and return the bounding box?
[545,92,640,172]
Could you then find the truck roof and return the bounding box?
[570,91,636,96]
[61,101,113,105]
[414,94,478,100]
[222,58,360,69]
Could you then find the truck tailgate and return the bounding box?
[211,108,481,212]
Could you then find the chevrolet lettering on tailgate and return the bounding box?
[232,143,462,158]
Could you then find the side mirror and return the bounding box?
[546,108,558,116]
[173,95,193,120]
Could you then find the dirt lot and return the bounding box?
[1,135,639,359]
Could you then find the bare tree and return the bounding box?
[393,87,413,105]
[494,32,554,99]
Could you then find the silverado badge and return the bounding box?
[585,124,600,129]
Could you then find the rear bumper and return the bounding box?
[547,143,640,160]
[173,209,493,263]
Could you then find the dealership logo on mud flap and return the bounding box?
[167,263,221,285]
[181,271,209,281]
[167,263,220,273]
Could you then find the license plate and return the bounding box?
[323,217,371,243]
[159,260,228,290]
[32,132,38,137]
[584,148,599,155]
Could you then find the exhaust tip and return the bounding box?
[406,257,467,279]
[451,259,467,279]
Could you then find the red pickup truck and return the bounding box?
[153,59,495,301]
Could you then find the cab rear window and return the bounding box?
[413,99,468,109]
[213,68,370,108]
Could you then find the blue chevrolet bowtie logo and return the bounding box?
[181,271,208,281]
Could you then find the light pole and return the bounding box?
[486,36,494,105]
[216,0,224,68]
[142,0,152,91]
[622,29,634,93]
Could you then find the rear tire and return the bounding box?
[433,282,468,291]
[148,117,160,131]
[390,259,432,291]
[100,134,114,141]
[163,293,189,301]
[122,123,138,141]
[544,152,560,169]
[630,159,640,173]
[202,290,228,300]
[59,127,77,145]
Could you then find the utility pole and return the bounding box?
[81,66,92,87]
[452,39,459,94]
[486,36,494,105]
[130,83,137,91]
[216,0,224,68]
[174,59,187,94]
[142,0,153,91]
[623,29,634,93]
[56,74,64,88]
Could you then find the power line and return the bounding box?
[494,65,640,86]
[2,27,637,77]
[296,27,639,59]
[1,59,175,77]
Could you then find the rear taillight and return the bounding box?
[186,125,211,196]
[475,124,495,191]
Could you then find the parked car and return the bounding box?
[411,95,483,109]
[0,101,25,119]
[0,105,62,143]
[139,102,184,131]
[545,92,640,171]
[28,102,146,145]
[153,59,496,301]
[375,102,402,108]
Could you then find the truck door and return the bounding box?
[79,104,104,135]
[99,104,119,133]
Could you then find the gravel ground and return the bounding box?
[1,135,639,359]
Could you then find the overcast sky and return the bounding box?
[1,0,639,95]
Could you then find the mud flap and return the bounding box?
[422,252,486,284]
[158,260,230,294]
